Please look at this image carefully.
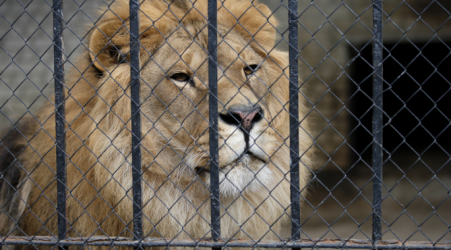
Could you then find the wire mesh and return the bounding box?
[0,0,450,249]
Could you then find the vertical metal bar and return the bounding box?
[208,0,220,249]
[53,0,67,246]
[130,0,142,246]
[288,0,300,248]
[372,0,383,246]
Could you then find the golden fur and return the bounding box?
[0,0,313,248]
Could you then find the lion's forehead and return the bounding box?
[154,26,258,71]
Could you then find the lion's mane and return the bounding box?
[0,0,313,247]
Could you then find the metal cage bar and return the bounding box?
[2,236,450,249]
[371,0,384,245]
[208,0,221,248]
[53,0,67,244]
[289,0,301,246]
[129,0,143,244]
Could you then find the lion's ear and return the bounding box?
[89,21,130,72]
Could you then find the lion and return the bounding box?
[0,0,313,248]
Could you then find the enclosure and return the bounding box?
[0,0,450,249]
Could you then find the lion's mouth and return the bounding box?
[194,152,265,176]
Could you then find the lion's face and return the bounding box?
[139,26,286,197]
[87,0,296,200]
[80,1,312,220]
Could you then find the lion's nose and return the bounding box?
[220,105,264,132]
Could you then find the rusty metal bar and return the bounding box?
[129,0,143,246]
[1,237,450,249]
[288,0,301,247]
[52,0,67,247]
[372,0,384,246]
[208,0,221,249]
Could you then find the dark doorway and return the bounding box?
[349,41,451,174]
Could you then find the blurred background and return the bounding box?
[1,0,450,242]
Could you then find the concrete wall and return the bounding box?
[0,0,103,126]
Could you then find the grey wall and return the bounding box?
[0,0,105,126]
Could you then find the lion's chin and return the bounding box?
[203,154,273,198]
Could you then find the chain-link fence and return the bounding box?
[1,0,450,249]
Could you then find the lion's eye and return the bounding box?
[170,73,191,82]
[244,64,259,76]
